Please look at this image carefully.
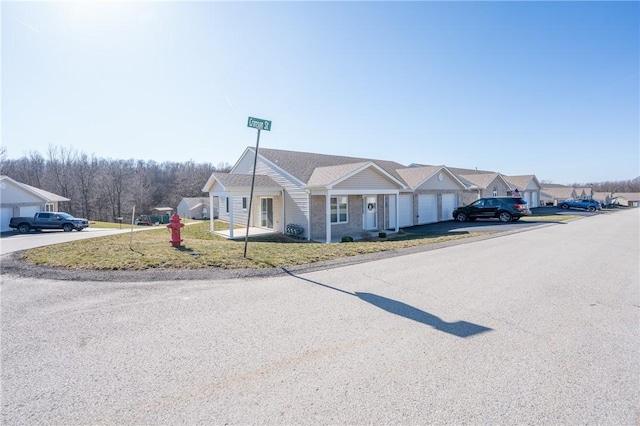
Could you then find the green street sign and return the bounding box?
[247,117,272,131]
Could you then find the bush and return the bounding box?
[341,236,354,243]
[378,232,387,238]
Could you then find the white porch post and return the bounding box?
[209,194,214,233]
[395,191,400,233]
[325,191,332,243]
[228,195,234,239]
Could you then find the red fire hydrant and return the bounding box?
[167,213,184,247]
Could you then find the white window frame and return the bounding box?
[330,196,348,224]
[45,203,55,212]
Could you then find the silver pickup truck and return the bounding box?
[9,212,90,233]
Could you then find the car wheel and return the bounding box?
[17,224,31,234]
[498,211,513,223]
[63,224,74,232]
[561,204,569,209]
[455,212,468,222]
[587,206,596,212]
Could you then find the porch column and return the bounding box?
[209,194,214,233]
[228,195,234,239]
[325,191,332,243]
[394,191,399,233]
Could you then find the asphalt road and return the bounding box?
[1,209,638,424]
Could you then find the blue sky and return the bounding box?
[2,1,638,184]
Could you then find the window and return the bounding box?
[225,197,229,213]
[330,196,348,224]
[45,203,54,212]
[242,197,247,210]
[492,186,498,197]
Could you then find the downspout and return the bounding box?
[325,190,332,243]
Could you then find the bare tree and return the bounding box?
[72,152,99,219]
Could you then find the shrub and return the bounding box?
[341,236,354,243]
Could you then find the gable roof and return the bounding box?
[504,175,541,191]
[396,165,466,189]
[306,161,407,189]
[457,173,510,190]
[180,197,210,209]
[202,172,280,193]
[254,147,408,185]
[0,175,69,202]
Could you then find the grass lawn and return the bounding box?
[21,214,575,271]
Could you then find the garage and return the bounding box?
[441,194,458,221]
[1,207,13,232]
[417,194,438,224]
[398,194,413,228]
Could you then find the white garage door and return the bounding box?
[418,194,438,224]
[531,191,539,207]
[399,194,413,228]
[1,207,13,232]
[441,194,458,221]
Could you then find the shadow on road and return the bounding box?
[283,269,492,338]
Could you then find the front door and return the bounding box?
[364,196,377,230]
[260,198,273,228]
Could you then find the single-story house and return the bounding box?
[606,192,640,207]
[177,197,218,220]
[456,172,513,205]
[540,184,577,206]
[504,175,542,207]
[0,175,69,232]
[203,148,411,242]
[202,147,548,243]
[396,165,467,225]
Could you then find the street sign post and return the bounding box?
[244,116,272,257]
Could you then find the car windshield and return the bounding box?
[511,198,527,204]
[57,213,74,220]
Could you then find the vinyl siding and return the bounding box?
[334,168,398,190]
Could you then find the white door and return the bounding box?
[364,196,377,230]
[399,194,413,228]
[418,194,438,224]
[260,198,273,228]
[441,194,458,221]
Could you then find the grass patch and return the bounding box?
[21,222,486,271]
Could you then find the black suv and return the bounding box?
[452,197,531,223]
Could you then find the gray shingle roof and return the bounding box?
[457,173,503,189]
[213,173,280,189]
[396,166,443,188]
[256,147,408,185]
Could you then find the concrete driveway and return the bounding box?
[0,227,139,255]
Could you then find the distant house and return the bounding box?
[540,184,577,206]
[607,192,640,207]
[456,172,513,205]
[504,175,542,207]
[0,175,69,232]
[177,197,217,220]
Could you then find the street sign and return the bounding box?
[247,117,272,131]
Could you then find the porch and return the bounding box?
[213,226,279,240]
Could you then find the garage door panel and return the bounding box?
[441,194,457,221]
[418,194,437,224]
[399,195,413,228]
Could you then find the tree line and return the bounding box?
[0,145,231,223]
[2,145,638,222]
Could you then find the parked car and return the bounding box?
[9,212,89,233]
[558,198,601,212]
[134,215,153,226]
[453,197,531,223]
